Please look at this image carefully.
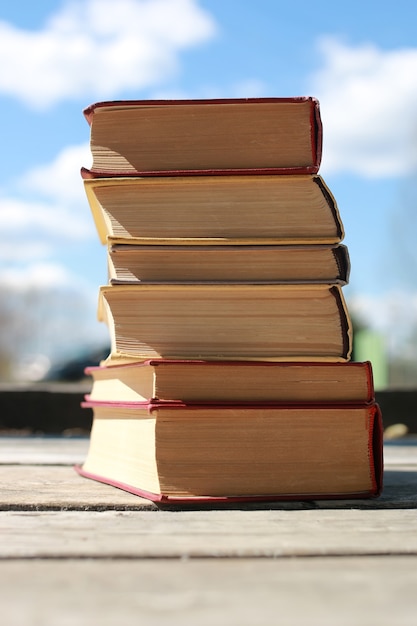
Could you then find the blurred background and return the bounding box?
[0,0,416,389]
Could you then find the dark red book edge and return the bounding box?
[81,165,321,178]
[75,402,383,505]
[81,96,322,178]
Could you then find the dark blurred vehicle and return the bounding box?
[43,345,110,381]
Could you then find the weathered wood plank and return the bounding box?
[1,509,416,558]
[0,436,89,465]
[1,557,417,626]
[0,464,416,510]
[384,439,417,465]
[0,437,416,513]
[0,466,154,510]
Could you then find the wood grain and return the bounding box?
[1,435,416,626]
[2,557,417,626]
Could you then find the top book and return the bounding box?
[82,97,322,178]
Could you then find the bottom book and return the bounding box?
[76,400,383,505]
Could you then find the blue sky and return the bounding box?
[1,0,417,371]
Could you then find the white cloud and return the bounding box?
[23,143,91,205]
[312,37,417,178]
[0,144,99,339]
[0,0,216,109]
[0,261,109,369]
[0,262,78,291]
[0,196,93,240]
[0,241,52,263]
[0,142,96,242]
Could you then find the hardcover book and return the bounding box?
[85,359,375,405]
[81,97,322,177]
[84,174,342,243]
[107,242,350,285]
[98,283,352,362]
[77,400,383,504]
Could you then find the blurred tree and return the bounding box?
[0,288,40,381]
[350,310,369,361]
[0,285,107,382]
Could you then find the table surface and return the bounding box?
[1,435,417,626]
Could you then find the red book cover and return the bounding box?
[81,97,322,178]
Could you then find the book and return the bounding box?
[107,242,350,285]
[84,174,343,244]
[76,400,383,503]
[82,97,322,178]
[98,283,352,362]
[85,359,375,405]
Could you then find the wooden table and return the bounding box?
[1,436,416,625]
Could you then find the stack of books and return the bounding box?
[76,97,383,505]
